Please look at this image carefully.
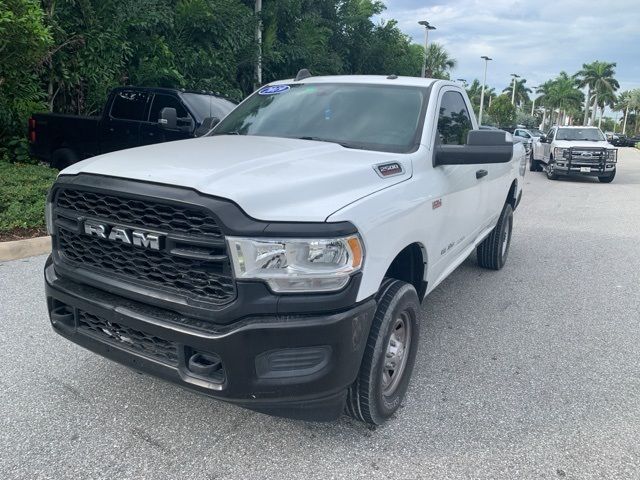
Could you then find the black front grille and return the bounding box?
[57,188,223,238]
[78,310,179,365]
[54,187,236,305]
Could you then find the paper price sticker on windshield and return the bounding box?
[259,85,291,95]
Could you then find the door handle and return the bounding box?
[476,169,488,179]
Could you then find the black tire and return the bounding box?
[529,153,542,172]
[598,171,616,183]
[477,203,513,270]
[346,279,420,425]
[546,158,557,180]
[50,148,78,170]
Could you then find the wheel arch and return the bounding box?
[382,242,428,299]
[506,179,518,210]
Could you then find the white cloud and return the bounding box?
[379,0,640,94]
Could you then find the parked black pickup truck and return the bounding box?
[28,87,237,169]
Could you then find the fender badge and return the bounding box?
[374,162,403,178]
[432,199,442,209]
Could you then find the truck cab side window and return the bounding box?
[149,95,189,122]
[110,91,148,121]
[436,91,472,145]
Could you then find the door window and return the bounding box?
[110,91,149,121]
[148,94,189,122]
[436,91,472,145]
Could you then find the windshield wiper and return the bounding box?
[212,130,241,136]
[295,136,356,149]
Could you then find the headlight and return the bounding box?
[607,149,617,162]
[45,199,54,235]
[553,147,567,159]
[227,235,364,293]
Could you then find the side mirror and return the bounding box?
[159,107,177,129]
[435,130,513,166]
[194,117,221,137]
[540,135,548,143]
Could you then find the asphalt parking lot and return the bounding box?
[1,148,639,480]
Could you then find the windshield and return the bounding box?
[181,93,236,121]
[556,128,605,141]
[212,83,428,153]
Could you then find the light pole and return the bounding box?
[478,56,492,125]
[254,0,263,90]
[530,85,538,116]
[418,21,436,78]
[510,73,520,105]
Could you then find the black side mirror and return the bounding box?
[159,107,177,129]
[194,117,221,137]
[435,130,513,166]
[540,135,548,143]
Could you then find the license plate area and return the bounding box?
[580,167,591,173]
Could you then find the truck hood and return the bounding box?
[554,140,613,149]
[61,135,412,222]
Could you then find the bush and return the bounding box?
[0,158,57,236]
[0,136,36,164]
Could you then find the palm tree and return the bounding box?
[502,78,531,108]
[538,72,583,126]
[616,89,640,134]
[573,61,619,125]
[424,43,457,80]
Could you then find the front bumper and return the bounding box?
[45,257,375,421]
[553,162,616,177]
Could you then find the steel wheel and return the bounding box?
[381,311,412,396]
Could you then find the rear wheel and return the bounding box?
[50,148,78,170]
[598,171,616,183]
[346,279,420,425]
[477,203,513,270]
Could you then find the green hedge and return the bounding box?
[0,159,57,234]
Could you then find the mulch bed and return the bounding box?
[0,227,48,242]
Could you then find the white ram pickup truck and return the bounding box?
[44,74,525,425]
[532,126,617,182]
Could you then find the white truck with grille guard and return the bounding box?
[44,74,525,425]
[532,126,617,182]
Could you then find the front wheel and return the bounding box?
[346,279,420,425]
[477,203,513,270]
[546,158,558,180]
[598,171,616,183]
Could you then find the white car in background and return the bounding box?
[534,126,617,183]
[513,128,543,168]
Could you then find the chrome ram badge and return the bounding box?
[83,220,162,251]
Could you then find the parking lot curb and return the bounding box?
[0,236,51,262]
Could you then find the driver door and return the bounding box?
[541,127,555,161]
[427,88,484,280]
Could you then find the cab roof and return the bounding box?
[269,75,440,88]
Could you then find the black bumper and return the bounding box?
[553,165,616,177]
[45,257,375,421]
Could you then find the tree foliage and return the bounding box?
[1,0,460,148]
[487,94,516,128]
[0,0,52,138]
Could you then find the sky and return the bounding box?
[378,0,640,102]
